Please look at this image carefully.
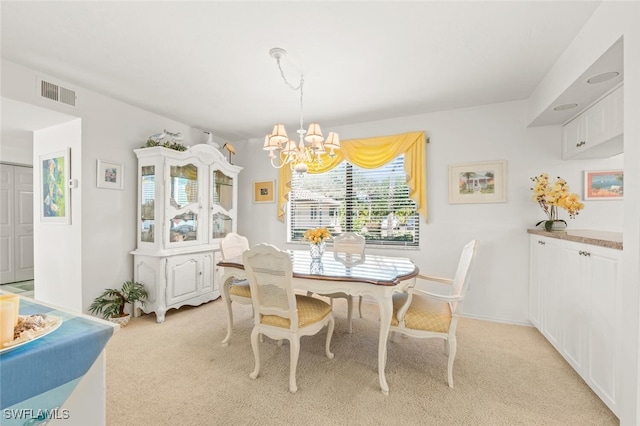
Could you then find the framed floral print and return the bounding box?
[40,148,70,223]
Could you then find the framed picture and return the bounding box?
[97,159,124,189]
[448,160,507,204]
[253,180,275,203]
[40,148,71,223]
[584,170,623,200]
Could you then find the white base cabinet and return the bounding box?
[134,249,218,323]
[529,234,622,416]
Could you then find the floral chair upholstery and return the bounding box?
[389,239,478,388]
[243,243,335,393]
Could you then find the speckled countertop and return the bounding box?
[527,229,623,250]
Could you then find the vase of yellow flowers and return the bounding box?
[531,173,585,232]
[303,227,331,260]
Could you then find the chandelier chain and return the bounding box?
[275,57,305,132]
[265,47,340,175]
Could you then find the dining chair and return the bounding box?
[243,243,335,393]
[309,232,366,333]
[389,239,478,388]
[220,232,252,316]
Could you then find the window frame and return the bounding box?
[287,156,420,248]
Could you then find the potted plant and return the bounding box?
[530,173,584,232]
[89,281,148,327]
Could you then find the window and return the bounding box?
[289,155,419,247]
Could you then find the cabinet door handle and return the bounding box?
[576,141,586,147]
[538,240,545,245]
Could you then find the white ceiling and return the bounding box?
[1,1,608,142]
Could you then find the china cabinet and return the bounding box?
[562,85,623,159]
[131,144,241,322]
[529,232,622,415]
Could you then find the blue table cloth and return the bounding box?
[0,298,114,414]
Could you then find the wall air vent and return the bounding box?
[38,78,77,107]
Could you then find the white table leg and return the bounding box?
[377,295,393,395]
[220,274,235,346]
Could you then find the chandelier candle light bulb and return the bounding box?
[530,173,585,232]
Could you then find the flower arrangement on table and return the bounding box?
[303,227,332,259]
[303,227,331,245]
[530,173,584,231]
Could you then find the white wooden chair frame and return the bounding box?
[390,239,478,388]
[244,243,335,393]
[313,232,366,333]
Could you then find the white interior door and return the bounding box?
[0,164,15,283]
[14,165,34,281]
[0,164,34,284]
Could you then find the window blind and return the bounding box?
[289,155,419,247]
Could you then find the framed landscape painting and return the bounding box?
[584,170,623,200]
[448,160,507,204]
[40,148,70,223]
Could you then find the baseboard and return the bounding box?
[459,312,534,327]
[359,295,534,327]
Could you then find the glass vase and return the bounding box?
[310,241,326,260]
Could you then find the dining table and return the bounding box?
[218,248,419,395]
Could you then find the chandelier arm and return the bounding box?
[269,154,287,169]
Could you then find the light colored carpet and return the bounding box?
[106,298,618,426]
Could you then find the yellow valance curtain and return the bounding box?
[277,130,427,222]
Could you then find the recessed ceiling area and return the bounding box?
[1,2,604,142]
[530,37,623,127]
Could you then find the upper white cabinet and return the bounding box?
[562,85,623,160]
[131,144,242,322]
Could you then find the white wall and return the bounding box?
[1,59,211,313]
[33,120,83,310]
[236,100,623,325]
[528,2,640,424]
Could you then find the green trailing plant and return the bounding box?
[89,280,148,319]
[142,138,187,151]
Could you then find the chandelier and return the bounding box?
[263,47,340,174]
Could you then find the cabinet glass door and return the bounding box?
[140,165,155,243]
[211,170,233,239]
[169,164,199,243]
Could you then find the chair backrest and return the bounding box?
[220,232,250,261]
[333,232,366,254]
[333,232,366,266]
[243,244,299,329]
[450,240,479,310]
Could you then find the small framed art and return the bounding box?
[40,148,71,223]
[253,180,275,203]
[97,159,124,190]
[584,170,623,200]
[448,160,507,204]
